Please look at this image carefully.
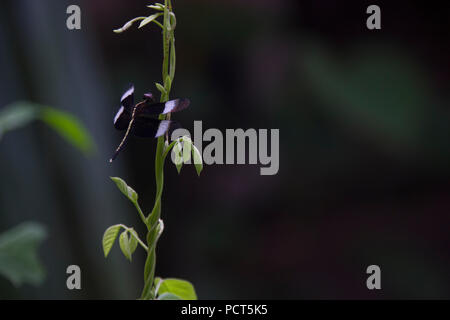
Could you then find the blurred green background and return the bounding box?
[0,0,449,299]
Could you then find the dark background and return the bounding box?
[1,0,449,299]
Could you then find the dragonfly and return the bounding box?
[110,85,190,162]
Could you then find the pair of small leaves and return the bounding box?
[172,136,203,176]
[102,225,138,262]
[103,178,144,261]
[155,277,197,300]
[113,14,162,33]
[119,229,138,262]
[113,4,166,33]
[139,13,163,29]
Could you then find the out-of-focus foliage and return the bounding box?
[40,107,95,155]
[0,101,95,292]
[0,103,37,139]
[0,102,95,155]
[302,45,429,149]
[0,222,47,287]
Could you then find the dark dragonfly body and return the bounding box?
[110,85,190,162]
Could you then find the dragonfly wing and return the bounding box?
[120,85,134,110]
[132,118,176,138]
[113,106,131,130]
[143,92,155,103]
[138,98,190,117]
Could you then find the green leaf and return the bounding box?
[139,13,163,29]
[0,102,38,139]
[176,161,182,174]
[113,17,145,33]
[182,137,192,164]
[157,292,182,300]
[154,276,163,294]
[128,229,138,255]
[192,144,203,176]
[40,107,95,155]
[157,278,198,300]
[173,141,183,173]
[0,222,47,287]
[147,3,165,11]
[174,136,202,175]
[155,82,167,95]
[110,177,138,205]
[102,224,121,258]
[119,231,132,262]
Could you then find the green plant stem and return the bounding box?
[133,202,148,228]
[140,0,175,300]
[162,140,177,158]
[132,234,149,252]
[152,19,164,30]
